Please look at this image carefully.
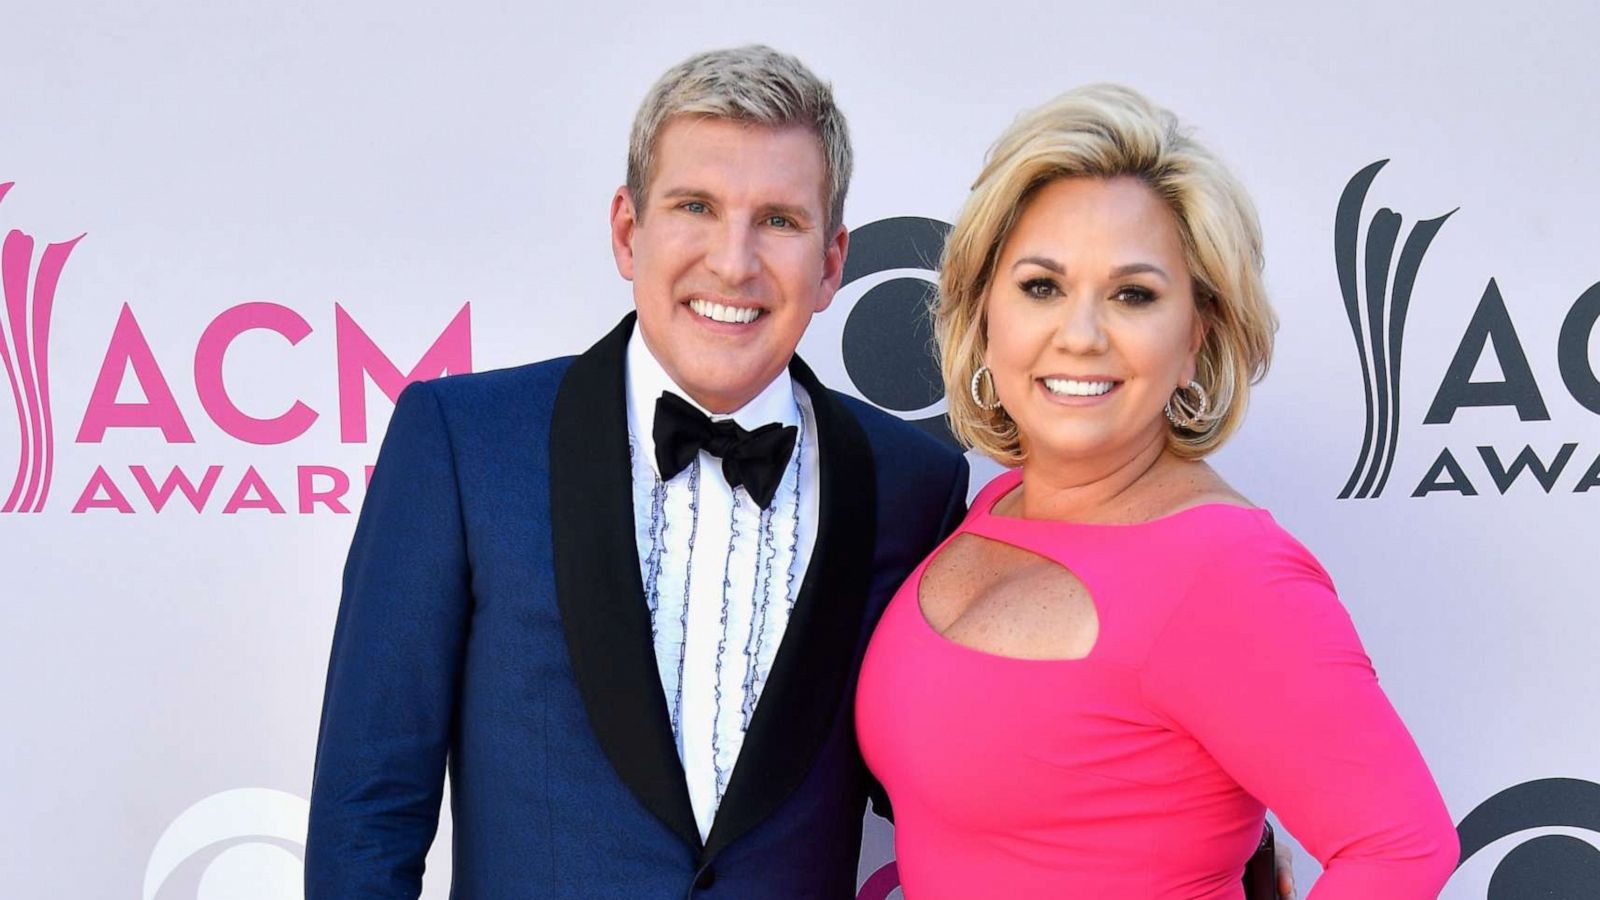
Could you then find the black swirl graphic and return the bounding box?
[839,217,959,449]
[1334,161,1454,499]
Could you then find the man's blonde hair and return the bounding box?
[627,45,852,236]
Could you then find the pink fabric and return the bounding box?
[856,469,1457,899]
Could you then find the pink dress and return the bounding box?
[855,469,1458,899]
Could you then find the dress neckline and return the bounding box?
[976,468,1266,530]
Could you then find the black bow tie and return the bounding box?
[652,392,797,510]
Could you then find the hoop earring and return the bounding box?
[970,365,1002,411]
[1164,379,1210,430]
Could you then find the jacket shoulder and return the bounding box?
[418,357,576,411]
[831,392,965,474]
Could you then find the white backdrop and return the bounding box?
[3,2,1598,898]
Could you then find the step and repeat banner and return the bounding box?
[4,2,1597,898]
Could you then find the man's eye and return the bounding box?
[682,201,709,214]
[766,215,793,229]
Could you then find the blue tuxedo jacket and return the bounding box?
[306,315,969,899]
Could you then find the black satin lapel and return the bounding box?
[550,312,701,852]
[703,354,878,862]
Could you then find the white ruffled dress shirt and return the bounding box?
[623,330,820,841]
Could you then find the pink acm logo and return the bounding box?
[0,181,83,514]
[1,179,473,515]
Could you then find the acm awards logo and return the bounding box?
[1336,160,1600,499]
[0,179,472,516]
[0,181,81,514]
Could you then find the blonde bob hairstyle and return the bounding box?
[936,83,1275,464]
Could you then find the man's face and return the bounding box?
[610,116,847,414]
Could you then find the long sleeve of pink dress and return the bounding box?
[855,469,1458,899]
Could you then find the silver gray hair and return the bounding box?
[626,45,852,236]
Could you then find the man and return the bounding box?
[306,45,968,899]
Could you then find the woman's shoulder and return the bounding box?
[969,467,1023,515]
[1132,510,1357,677]
[1177,508,1339,615]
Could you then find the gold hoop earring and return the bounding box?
[1164,379,1210,430]
[970,365,1002,411]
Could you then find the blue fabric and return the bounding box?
[306,358,969,900]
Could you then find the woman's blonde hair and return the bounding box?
[936,84,1275,464]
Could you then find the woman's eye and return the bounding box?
[1021,278,1057,299]
[1116,285,1157,305]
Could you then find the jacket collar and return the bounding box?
[549,313,878,860]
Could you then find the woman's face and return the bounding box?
[983,176,1205,468]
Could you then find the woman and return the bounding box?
[855,85,1458,898]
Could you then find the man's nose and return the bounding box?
[705,220,760,286]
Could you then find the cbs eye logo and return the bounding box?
[837,217,959,449]
[1453,778,1600,898]
[144,788,308,900]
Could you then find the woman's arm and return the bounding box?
[1139,520,1458,899]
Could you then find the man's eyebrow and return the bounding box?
[658,187,713,202]
[760,202,815,223]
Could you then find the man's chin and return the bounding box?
[676,365,783,414]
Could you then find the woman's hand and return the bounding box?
[1275,837,1296,899]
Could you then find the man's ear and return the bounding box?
[610,187,639,281]
[813,224,850,313]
